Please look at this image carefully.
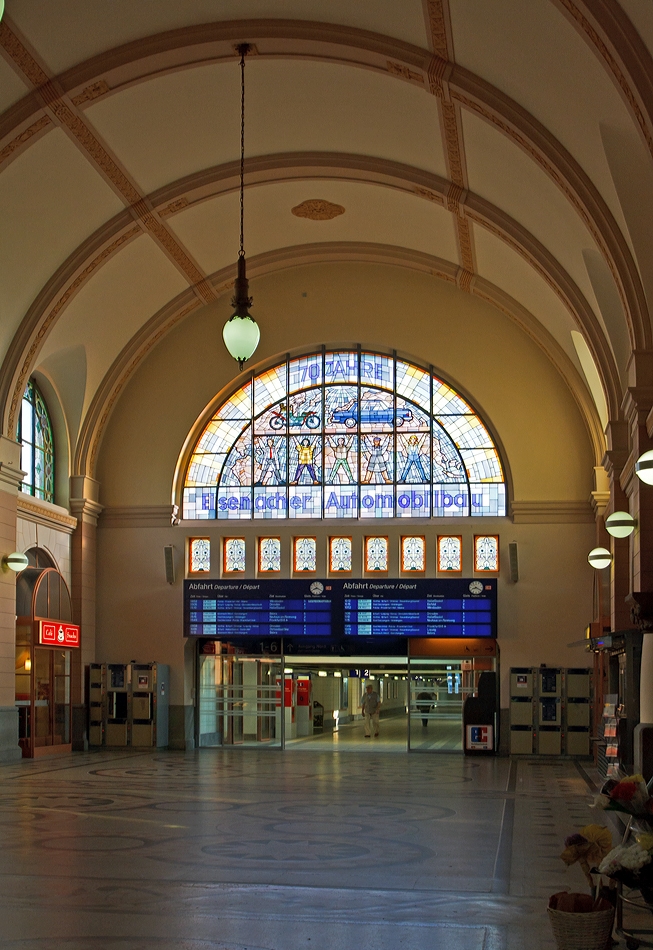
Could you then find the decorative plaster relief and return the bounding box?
[291,200,345,221]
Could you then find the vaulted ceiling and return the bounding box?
[1,0,652,481]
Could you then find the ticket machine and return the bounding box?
[130,663,169,748]
[295,677,313,737]
[105,663,129,746]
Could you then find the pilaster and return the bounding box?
[0,436,25,761]
[69,478,103,714]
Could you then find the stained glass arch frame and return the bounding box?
[18,378,55,504]
[179,347,508,521]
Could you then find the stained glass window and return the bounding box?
[182,349,506,520]
[365,537,388,571]
[223,538,246,573]
[18,379,55,503]
[294,537,316,572]
[474,535,499,572]
[189,538,210,573]
[259,537,281,573]
[329,537,352,572]
[401,536,425,572]
[438,536,462,572]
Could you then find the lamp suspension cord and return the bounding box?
[239,46,246,259]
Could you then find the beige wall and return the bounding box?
[94,262,597,723]
[96,263,595,505]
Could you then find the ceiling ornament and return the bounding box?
[291,200,345,221]
[386,61,424,84]
[71,80,110,106]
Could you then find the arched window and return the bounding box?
[182,349,506,521]
[18,380,55,503]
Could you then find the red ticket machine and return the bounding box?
[296,678,313,737]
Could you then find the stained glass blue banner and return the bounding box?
[182,350,506,521]
[184,578,497,640]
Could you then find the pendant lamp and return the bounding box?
[223,44,260,370]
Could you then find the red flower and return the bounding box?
[612,781,638,802]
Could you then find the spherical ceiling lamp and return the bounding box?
[223,44,260,371]
[635,449,653,485]
[588,547,613,570]
[2,551,29,572]
[605,511,636,538]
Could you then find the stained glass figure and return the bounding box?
[402,536,425,572]
[224,538,246,573]
[294,537,317,572]
[365,537,388,572]
[182,350,506,520]
[398,433,429,483]
[438,536,462,572]
[254,436,286,486]
[18,379,55,503]
[258,537,281,573]
[289,435,321,485]
[474,535,499,572]
[329,537,352,572]
[189,538,210,573]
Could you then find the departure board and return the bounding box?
[184,578,496,639]
[185,579,332,638]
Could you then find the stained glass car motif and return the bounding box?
[331,399,413,428]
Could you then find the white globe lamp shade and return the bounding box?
[605,511,636,538]
[588,547,612,570]
[3,551,29,572]
[635,449,653,485]
[223,314,260,368]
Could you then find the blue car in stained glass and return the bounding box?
[331,399,413,428]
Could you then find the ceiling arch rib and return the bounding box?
[2,152,623,443]
[73,243,606,482]
[551,0,653,164]
[0,17,646,355]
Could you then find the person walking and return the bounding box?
[361,683,381,737]
[416,689,435,727]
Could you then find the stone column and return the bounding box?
[0,436,24,762]
[69,476,103,750]
[623,354,653,775]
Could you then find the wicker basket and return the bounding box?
[547,905,615,950]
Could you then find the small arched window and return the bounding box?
[18,379,55,503]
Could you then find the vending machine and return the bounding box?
[130,663,169,748]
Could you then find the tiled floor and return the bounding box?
[0,749,633,949]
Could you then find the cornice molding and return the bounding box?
[510,500,595,523]
[100,505,178,528]
[0,17,645,350]
[69,496,104,527]
[73,242,606,488]
[16,495,77,533]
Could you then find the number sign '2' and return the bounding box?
[39,620,80,648]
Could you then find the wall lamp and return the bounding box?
[588,547,613,570]
[636,450,653,485]
[2,552,29,573]
[605,511,636,538]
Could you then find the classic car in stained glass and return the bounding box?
[182,349,506,520]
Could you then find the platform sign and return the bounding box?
[466,725,493,750]
[39,620,80,648]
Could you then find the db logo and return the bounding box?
[57,626,65,642]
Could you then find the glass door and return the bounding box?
[198,652,282,748]
[408,657,469,751]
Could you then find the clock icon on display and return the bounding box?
[310,582,324,596]
[468,581,483,595]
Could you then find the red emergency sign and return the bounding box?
[39,621,80,648]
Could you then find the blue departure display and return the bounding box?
[344,595,492,637]
[184,578,496,640]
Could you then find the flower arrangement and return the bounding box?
[594,774,653,817]
[560,824,613,886]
